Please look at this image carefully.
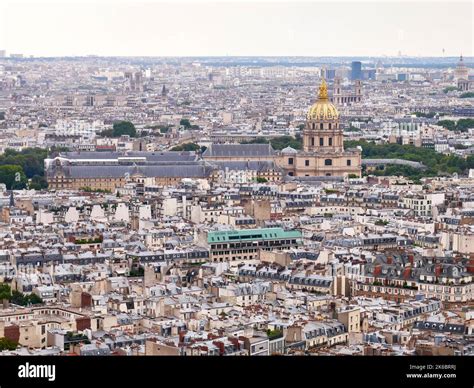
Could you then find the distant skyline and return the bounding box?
[0,1,472,58]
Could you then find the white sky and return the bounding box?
[0,0,472,57]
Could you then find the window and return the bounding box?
[288,158,293,165]
[326,173,331,176]
[305,160,310,166]
[325,159,332,166]
[328,138,333,146]
[320,137,324,146]
[328,123,332,129]
[347,159,351,166]
[311,137,315,146]
[320,123,324,129]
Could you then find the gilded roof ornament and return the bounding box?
[306,78,339,121]
[318,78,329,100]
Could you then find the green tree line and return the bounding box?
[170,143,204,152]
[0,148,48,190]
[0,283,43,306]
[241,135,303,150]
[437,118,474,132]
[99,121,137,138]
[344,140,474,181]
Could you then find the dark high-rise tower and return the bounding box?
[351,61,362,80]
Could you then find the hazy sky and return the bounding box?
[0,0,472,57]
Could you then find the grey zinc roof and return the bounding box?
[66,165,212,178]
[203,143,275,157]
[210,161,279,172]
[59,151,122,159]
[59,151,198,163]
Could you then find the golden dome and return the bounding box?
[307,79,339,121]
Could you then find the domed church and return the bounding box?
[275,79,362,177]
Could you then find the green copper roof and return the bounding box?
[207,227,302,243]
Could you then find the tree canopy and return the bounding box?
[412,111,438,118]
[0,283,11,300]
[100,121,137,138]
[443,86,459,94]
[241,135,303,150]
[0,148,49,189]
[0,337,18,351]
[0,165,27,190]
[0,283,43,306]
[437,118,474,132]
[344,140,474,181]
[10,290,43,306]
[179,119,199,130]
[171,143,201,152]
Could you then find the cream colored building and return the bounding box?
[275,79,361,178]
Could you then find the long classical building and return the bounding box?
[45,151,214,191]
[46,80,361,190]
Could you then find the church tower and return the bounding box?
[303,79,343,153]
[455,54,469,81]
[277,78,362,178]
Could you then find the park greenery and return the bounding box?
[0,283,43,306]
[11,290,43,306]
[0,148,48,190]
[266,329,284,340]
[437,118,474,132]
[0,283,11,301]
[128,267,145,277]
[75,237,103,245]
[99,121,137,138]
[241,135,303,150]
[79,186,111,193]
[345,140,474,181]
[460,92,474,98]
[180,119,200,130]
[171,143,202,152]
[443,86,460,94]
[0,165,26,190]
[0,337,18,351]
